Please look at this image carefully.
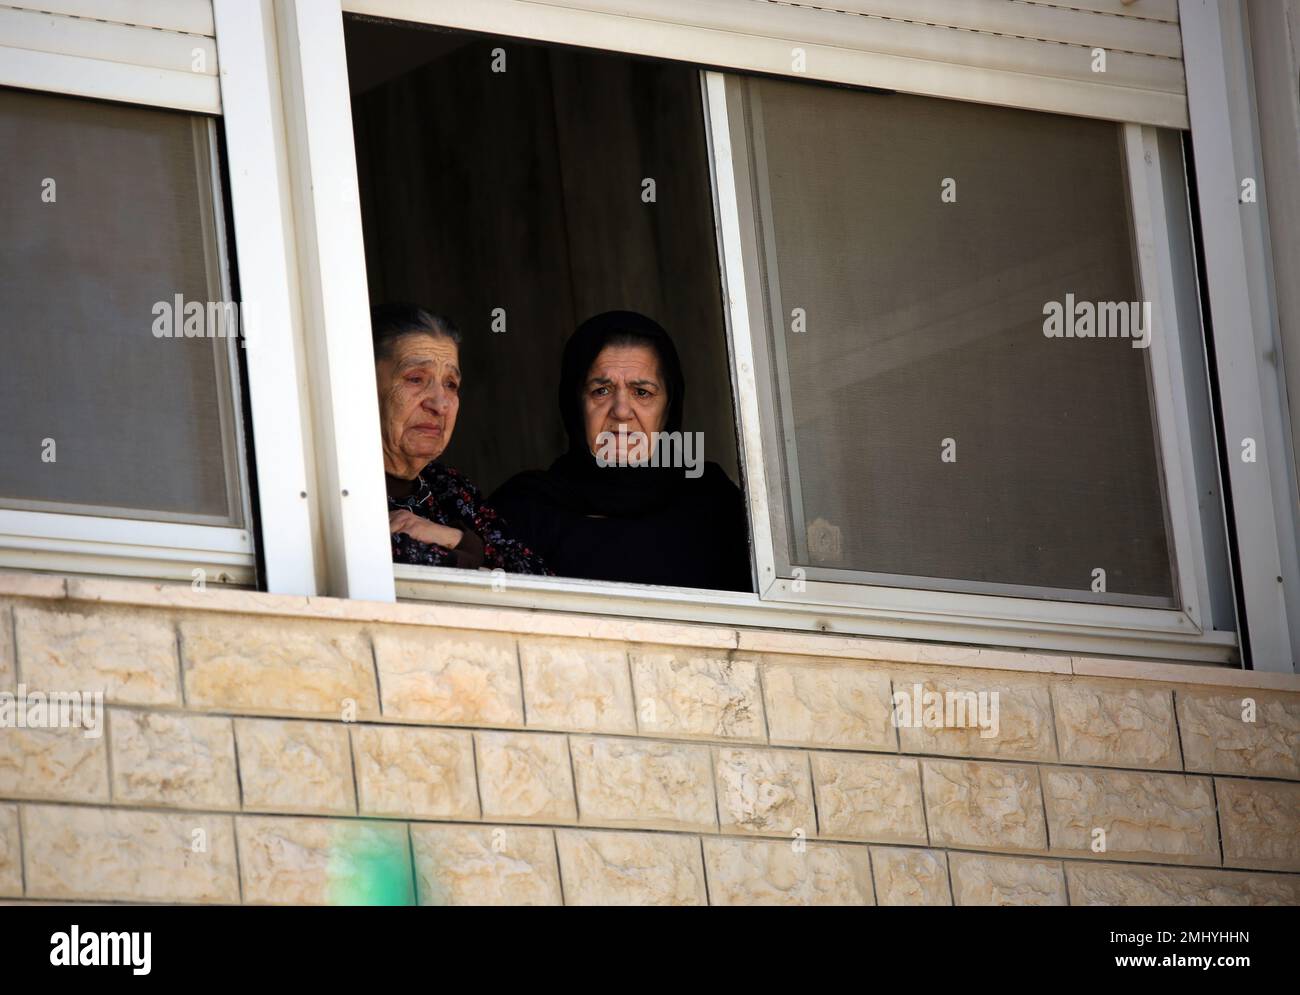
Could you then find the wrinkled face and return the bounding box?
[376,333,460,475]
[582,344,668,463]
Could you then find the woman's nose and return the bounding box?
[422,385,450,413]
[610,388,634,420]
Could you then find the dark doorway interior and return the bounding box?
[345,16,740,497]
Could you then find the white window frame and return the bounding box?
[0,511,254,585]
[0,0,325,594]
[1177,0,1299,672]
[706,69,1237,659]
[209,0,322,597]
[214,0,1296,668]
[0,103,259,587]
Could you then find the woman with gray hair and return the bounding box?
[373,303,549,573]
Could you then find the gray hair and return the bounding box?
[370,302,461,362]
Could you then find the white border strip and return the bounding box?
[213,0,320,595]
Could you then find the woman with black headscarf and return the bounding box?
[490,311,752,591]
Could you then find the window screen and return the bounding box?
[0,88,245,527]
[746,77,1174,605]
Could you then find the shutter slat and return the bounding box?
[0,1,219,112]
[547,0,1183,92]
[346,0,1190,126]
[0,45,221,112]
[0,8,217,76]
[1023,0,1179,23]
[2,0,216,36]
[814,0,1182,58]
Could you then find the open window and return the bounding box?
[345,17,749,587]
[327,6,1241,664]
[711,72,1237,661]
[0,86,254,584]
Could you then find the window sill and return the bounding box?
[394,563,1239,668]
[0,511,256,587]
[0,569,1283,688]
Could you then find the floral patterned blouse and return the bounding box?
[388,462,550,574]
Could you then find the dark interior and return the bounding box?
[345,16,740,498]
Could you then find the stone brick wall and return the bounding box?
[1,575,1297,905]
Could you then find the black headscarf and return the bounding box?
[489,310,753,591]
[530,310,692,517]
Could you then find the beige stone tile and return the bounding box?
[1177,690,1300,780]
[411,825,561,906]
[1042,767,1218,866]
[555,829,706,905]
[235,718,354,816]
[0,725,108,803]
[182,616,378,719]
[870,847,951,905]
[1052,681,1180,770]
[475,731,576,823]
[921,759,1047,853]
[630,650,764,741]
[703,837,875,905]
[0,575,66,599]
[1216,777,1300,872]
[237,815,413,905]
[570,735,715,832]
[1066,861,1300,905]
[811,753,926,844]
[109,709,238,810]
[519,639,635,734]
[16,606,178,706]
[948,852,1066,906]
[895,673,1055,762]
[715,746,815,837]
[737,629,1072,673]
[373,629,521,726]
[762,656,895,750]
[24,804,237,903]
[0,803,20,897]
[1073,655,1300,693]
[352,725,477,821]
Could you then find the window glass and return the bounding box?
[0,88,245,526]
[745,77,1174,604]
[347,20,752,592]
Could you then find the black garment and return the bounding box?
[388,462,550,574]
[489,310,753,592]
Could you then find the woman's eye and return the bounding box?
[446,381,459,391]
[593,387,609,397]
[406,376,423,386]
[635,389,650,398]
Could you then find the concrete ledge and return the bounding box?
[1,571,1296,691]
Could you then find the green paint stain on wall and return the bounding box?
[326,824,415,906]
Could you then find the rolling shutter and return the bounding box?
[349,0,1188,127]
[0,1,221,113]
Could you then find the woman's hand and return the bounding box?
[389,509,463,549]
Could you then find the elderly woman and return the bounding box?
[490,310,751,591]
[374,303,548,573]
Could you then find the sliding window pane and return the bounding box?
[0,88,245,526]
[746,77,1174,604]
